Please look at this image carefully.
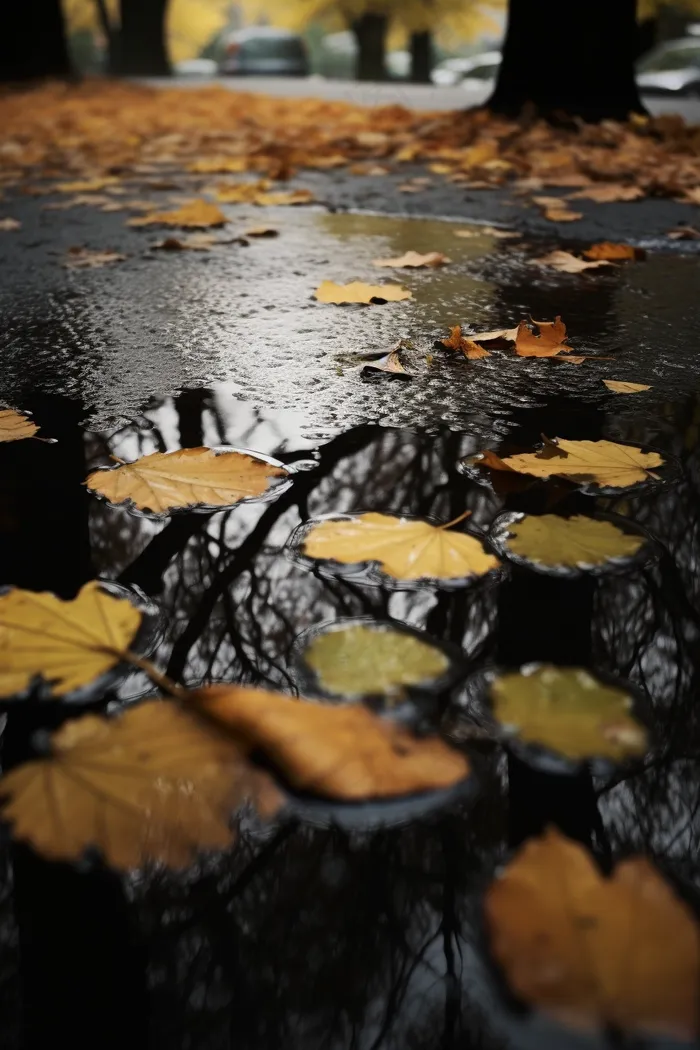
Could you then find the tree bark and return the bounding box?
[409,31,432,84]
[0,0,71,81]
[488,0,645,121]
[351,13,388,82]
[115,0,171,76]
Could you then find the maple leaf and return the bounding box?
[469,325,520,344]
[515,317,573,357]
[0,408,38,442]
[439,325,490,359]
[494,438,663,488]
[533,251,611,274]
[372,251,450,268]
[313,281,412,305]
[63,247,127,269]
[496,513,645,571]
[128,200,227,228]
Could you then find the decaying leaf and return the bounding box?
[302,511,499,582]
[0,700,275,869]
[64,247,127,268]
[515,317,574,358]
[0,581,141,697]
[603,380,651,394]
[570,184,644,203]
[504,514,644,569]
[195,684,470,799]
[485,828,700,1039]
[491,438,663,489]
[361,349,413,378]
[372,251,450,269]
[439,325,490,359]
[0,408,38,442]
[533,251,611,274]
[0,218,20,231]
[86,446,288,515]
[583,242,641,261]
[490,665,647,760]
[128,200,227,228]
[314,281,412,305]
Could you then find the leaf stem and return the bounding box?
[439,509,472,531]
[121,650,187,699]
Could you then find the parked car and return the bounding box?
[431,51,501,88]
[219,27,309,78]
[636,38,700,96]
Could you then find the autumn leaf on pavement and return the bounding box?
[55,176,120,193]
[533,251,611,274]
[244,226,279,237]
[194,684,470,799]
[515,317,573,357]
[314,281,412,305]
[583,242,643,261]
[543,205,583,222]
[360,349,413,378]
[213,180,269,204]
[64,247,127,268]
[469,325,520,344]
[489,438,663,488]
[301,511,499,582]
[603,380,650,394]
[667,225,700,241]
[86,446,288,516]
[128,200,227,228]
[485,828,700,1039]
[254,188,314,206]
[454,227,521,239]
[187,156,250,174]
[499,513,644,570]
[439,325,490,359]
[150,233,235,251]
[0,218,20,231]
[0,581,141,698]
[0,408,38,442]
[372,251,450,268]
[569,184,644,203]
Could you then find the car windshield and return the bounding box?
[240,37,304,59]
[637,44,700,72]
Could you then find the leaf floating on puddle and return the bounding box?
[485,828,700,1039]
[314,281,412,305]
[533,251,611,274]
[503,514,644,569]
[372,250,450,268]
[0,408,39,442]
[515,317,574,357]
[542,206,583,222]
[490,665,647,761]
[64,247,127,268]
[439,325,490,359]
[0,581,141,698]
[488,438,663,489]
[86,446,288,515]
[302,511,499,582]
[603,380,650,394]
[128,199,227,228]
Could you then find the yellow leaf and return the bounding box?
[128,199,227,228]
[0,581,141,698]
[254,188,314,206]
[372,250,450,268]
[439,325,490,359]
[244,225,279,237]
[195,684,469,799]
[515,317,574,358]
[490,665,647,760]
[313,281,412,305]
[0,408,38,442]
[85,446,288,515]
[0,700,276,869]
[603,380,651,394]
[187,156,250,174]
[302,511,499,581]
[498,438,663,488]
[485,828,700,1039]
[213,180,269,204]
[543,207,583,222]
[55,177,119,193]
[150,233,221,251]
[533,251,611,274]
[503,514,644,569]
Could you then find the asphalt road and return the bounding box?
[161,74,700,122]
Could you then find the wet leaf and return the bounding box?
[504,514,644,568]
[583,242,642,261]
[55,177,119,193]
[64,247,127,269]
[470,325,520,344]
[0,217,20,231]
[213,180,270,203]
[372,250,450,268]
[360,349,413,378]
[0,408,38,442]
[570,184,644,203]
[439,325,490,359]
[515,317,574,357]
[254,188,314,206]
[149,233,235,251]
[86,446,287,515]
[542,206,583,222]
[603,380,651,394]
[493,438,663,488]
[313,281,412,305]
[302,511,499,581]
[187,156,250,174]
[0,581,141,698]
[454,226,520,239]
[490,665,647,760]
[533,251,611,274]
[667,225,700,241]
[128,199,227,228]
[244,225,279,237]
[485,828,700,1039]
[195,684,470,800]
[0,700,277,869]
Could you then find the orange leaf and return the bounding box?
[128,200,227,228]
[439,325,490,359]
[515,317,574,358]
[583,242,642,261]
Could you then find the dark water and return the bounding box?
[0,215,699,1050]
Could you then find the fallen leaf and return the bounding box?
[55,177,119,193]
[187,156,250,174]
[0,408,38,442]
[128,200,227,228]
[100,199,159,213]
[361,349,413,378]
[543,206,583,222]
[533,251,611,274]
[195,683,470,799]
[302,511,499,582]
[349,163,390,176]
[213,180,269,204]
[86,446,288,515]
[150,233,230,251]
[43,194,113,210]
[532,195,567,209]
[485,828,700,1039]
[254,188,314,206]
[373,250,450,268]
[0,217,20,231]
[678,187,700,205]
[453,227,520,239]
[398,182,425,193]
[64,247,127,268]
[583,242,642,261]
[515,317,573,357]
[439,325,490,359]
[0,581,141,698]
[314,281,412,305]
[244,225,279,237]
[667,225,700,241]
[493,438,663,488]
[470,325,520,344]
[0,700,273,869]
[503,514,644,569]
[603,380,651,394]
[569,184,644,203]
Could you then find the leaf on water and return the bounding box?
[0,581,141,698]
[128,199,227,228]
[85,446,288,515]
[302,511,499,582]
[533,251,611,274]
[439,325,490,359]
[360,349,414,378]
[504,514,644,569]
[603,380,651,394]
[0,217,20,231]
[515,317,574,357]
[195,683,470,799]
[0,700,280,869]
[490,665,647,760]
[583,242,642,261]
[0,408,38,442]
[64,247,127,268]
[569,184,644,203]
[55,177,120,193]
[485,828,700,1039]
[492,438,663,488]
[313,281,412,305]
[244,225,279,237]
[542,206,583,222]
[372,250,450,268]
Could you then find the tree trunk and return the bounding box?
[115,0,171,76]
[351,13,388,82]
[409,30,432,84]
[0,0,71,81]
[488,0,645,121]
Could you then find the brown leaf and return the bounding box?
[534,251,612,274]
[569,184,644,203]
[583,242,643,261]
[373,251,450,268]
[254,188,314,206]
[55,177,120,193]
[0,408,38,442]
[150,233,232,251]
[543,206,583,222]
[244,225,279,237]
[64,247,127,269]
[515,317,574,357]
[0,217,20,231]
[439,325,490,359]
[667,225,700,240]
[128,200,227,228]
